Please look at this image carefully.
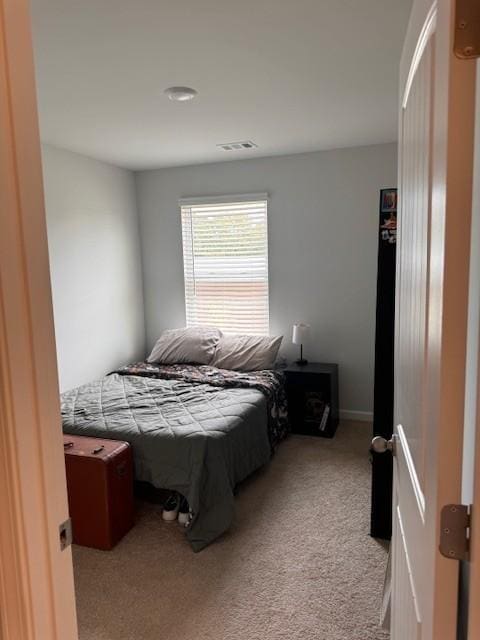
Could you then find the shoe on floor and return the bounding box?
[178,496,190,527]
[162,492,180,522]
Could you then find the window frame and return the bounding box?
[179,193,270,336]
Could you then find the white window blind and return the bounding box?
[181,196,269,335]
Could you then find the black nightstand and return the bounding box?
[284,363,339,438]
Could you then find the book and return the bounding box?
[319,404,330,432]
[304,392,326,428]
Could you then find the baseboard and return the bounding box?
[339,410,373,423]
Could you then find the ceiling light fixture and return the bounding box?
[164,86,198,102]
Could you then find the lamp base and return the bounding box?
[295,358,308,366]
[295,343,308,366]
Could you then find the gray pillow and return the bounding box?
[212,334,283,371]
[147,327,222,365]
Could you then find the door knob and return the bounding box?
[371,435,395,455]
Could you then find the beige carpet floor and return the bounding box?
[73,421,389,640]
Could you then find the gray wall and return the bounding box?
[42,144,145,392]
[135,143,397,416]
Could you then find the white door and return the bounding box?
[390,0,477,639]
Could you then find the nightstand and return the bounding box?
[284,363,339,438]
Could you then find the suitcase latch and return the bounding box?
[59,518,73,551]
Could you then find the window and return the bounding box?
[181,194,269,335]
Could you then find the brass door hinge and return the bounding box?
[454,0,480,59]
[439,504,470,561]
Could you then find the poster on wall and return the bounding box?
[379,188,397,244]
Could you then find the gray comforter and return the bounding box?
[61,368,284,551]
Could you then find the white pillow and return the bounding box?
[147,327,222,365]
[211,334,283,371]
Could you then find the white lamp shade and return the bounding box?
[292,323,310,345]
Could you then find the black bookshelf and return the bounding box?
[283,363,339,438]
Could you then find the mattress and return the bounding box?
[61,364,288,551]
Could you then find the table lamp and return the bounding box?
[292,323,310,365]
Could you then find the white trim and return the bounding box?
[397,423,426,522]
[396,507,423,628]
[402,2,437,109]
[179,192,269,206]
[466,60,480,640]
[340,410,373,422]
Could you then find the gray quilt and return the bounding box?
[61,372,273,551]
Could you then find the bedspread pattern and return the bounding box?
[114,362,289,449]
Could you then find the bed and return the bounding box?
[60,362,288,551]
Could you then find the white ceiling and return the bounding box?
[30,0,412,170]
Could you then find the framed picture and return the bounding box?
[380,188,397,213]
[379,188,397,244]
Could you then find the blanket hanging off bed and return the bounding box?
[61,363,288,551]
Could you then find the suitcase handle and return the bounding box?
[63,441,74,449]
[92,445,105,455]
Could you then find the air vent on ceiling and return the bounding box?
[217,140,258,151]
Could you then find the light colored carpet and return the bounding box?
[73,421,389,640]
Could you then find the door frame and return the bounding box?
[0,0,478,638]
[0,0,78,638]
[466,60,480,640]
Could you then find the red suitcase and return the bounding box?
[63,434,134,550]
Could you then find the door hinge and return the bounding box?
[454,0,480,59]
[59,518,73,551]
[439,504,471,561]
